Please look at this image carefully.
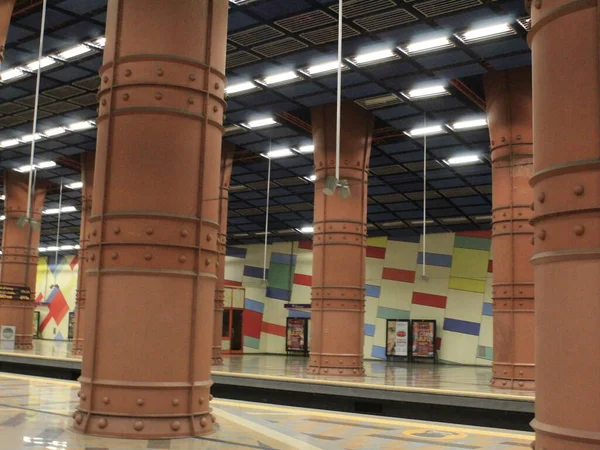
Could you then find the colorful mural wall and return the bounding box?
[225,231,494,366]
[31,232,495,366]
[34,255,79,340]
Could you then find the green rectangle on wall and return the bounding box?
[267,261,294,290]
[376,306,410,320]
[244,336,260,349]
[454,235,491,251]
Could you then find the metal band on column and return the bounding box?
[309,101,373,376]
[212,141,234,366]
[72,0,228,439]
[484,67,535,390]
[72,152,95,356]
[529,0,600,448]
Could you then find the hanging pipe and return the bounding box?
[262,141,272,281]
[422,113,427,278]
[53,178,63,274]
[25,0,48,221]
[335,0,343,182]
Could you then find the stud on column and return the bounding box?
[309,101,373,376]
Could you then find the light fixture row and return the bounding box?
[224,22,521,96]
[0,120,96,150]
[0,245,81,253]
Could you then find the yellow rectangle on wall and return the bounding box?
[449,277,486,293]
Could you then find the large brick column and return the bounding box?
[71,152,95,356]
[308,101,373,376]
[484,67,535,390]
[72,0,228,439]
[529,0,600,448]
[0,0,16,67]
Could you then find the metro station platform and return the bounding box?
[0,341,535,431]
[0,372,534,450]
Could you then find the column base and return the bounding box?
[15,335,33,350]
[211,357,223,366]
[72,338,84,356]
[71,410,216,439]
[490,377,535,390]
[308,366,365,376]
[531,419,600,450]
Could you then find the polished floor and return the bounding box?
[0,372,534,449]
[1,340,535,401]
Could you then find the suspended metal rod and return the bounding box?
[54,178,63,271]
[422,113,427,278]
[262,141,272,280]
[335,0,343,181]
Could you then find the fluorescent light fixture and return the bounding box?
[261,148,293,159]
[92,37,106,48]
[20,133,42,143]
[43,127,67,137]
[445,154,481,165]
[0,139,21,148]
[297,145,314,154]
[0,67,26,82]
[43,206,77,215]
[225,81,258,95]
[66,181,83,189]
[260,71,300,85]
[404,85,448,100]
[304,174,317,182]
[401,37,454,55]
[46,246,59,252]
[348,49,398,66]
[38,247,47,252]
[57,44,94,60]
[411,219,435,225]
[243,117,278,129]
[60,245,75,251]
[299,226,314,233]
[458,23,515,43]
[406,125,446,137]
[0,195,4,200]
[25,56,58,71]
[0,215,5,221]
[37,161,57,169]
[67,121,95,131]
[451,118,488,130]
[302,60,346,76]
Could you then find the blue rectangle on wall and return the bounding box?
[365,284,381,298]
[245,298,265,314]
[227,246,247,259]
[371,345,386,359]
[243,265,266,279]
[417,252,453,268]
[289,310,310,319]
[266,286,291,301]
[443,318,481,336]
[271,252,297,266]
[364,323,375,337]
[482,302,493,317]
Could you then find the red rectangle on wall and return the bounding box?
[243,310,262,339]
[261,321,286,337]
[412,292,447,309]
[293,273,312,286]
[382,267,415,283]
[487,260,493,273]
[298,240,313,250]
[366,246,386,259]
[457,230,492,239]
[224,279,243,287]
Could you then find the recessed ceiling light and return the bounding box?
[348,49,398,66]
[297,145,314,154]
[299,226,314,233]
[243,117,278,129]
[225,81,258,95]
[457,23,516,43]
[259,71,301,86]
[445,154,481,166]
[450,118,488,130]
[261,148,293,159]
[43,127,67,137]
[57,44,94,60]
[20,133,42,143]
[67,121,95,131]
[0,139,21,148]
[403,85,448,100]
[0,68,26,82]
[43,206,77,215]
[301,61,347,77]
[25,56,58,71]
[406,125,446,137]
[400,37,454,55]
[66,181,83,189]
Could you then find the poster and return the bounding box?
[386,320,409,357]
[412,320,436,358]
[286,318,307,352]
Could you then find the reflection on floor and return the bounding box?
[0,372,533,449]
[2,340,535,400]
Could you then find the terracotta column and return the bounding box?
[0,0,16,67]
[71,152,95,356]
[529,1,600,448]
[212,141,233,366]
[0,171,46,349]
[483,67,535,390]
[309,101,373,376]
[72,0,228,439]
